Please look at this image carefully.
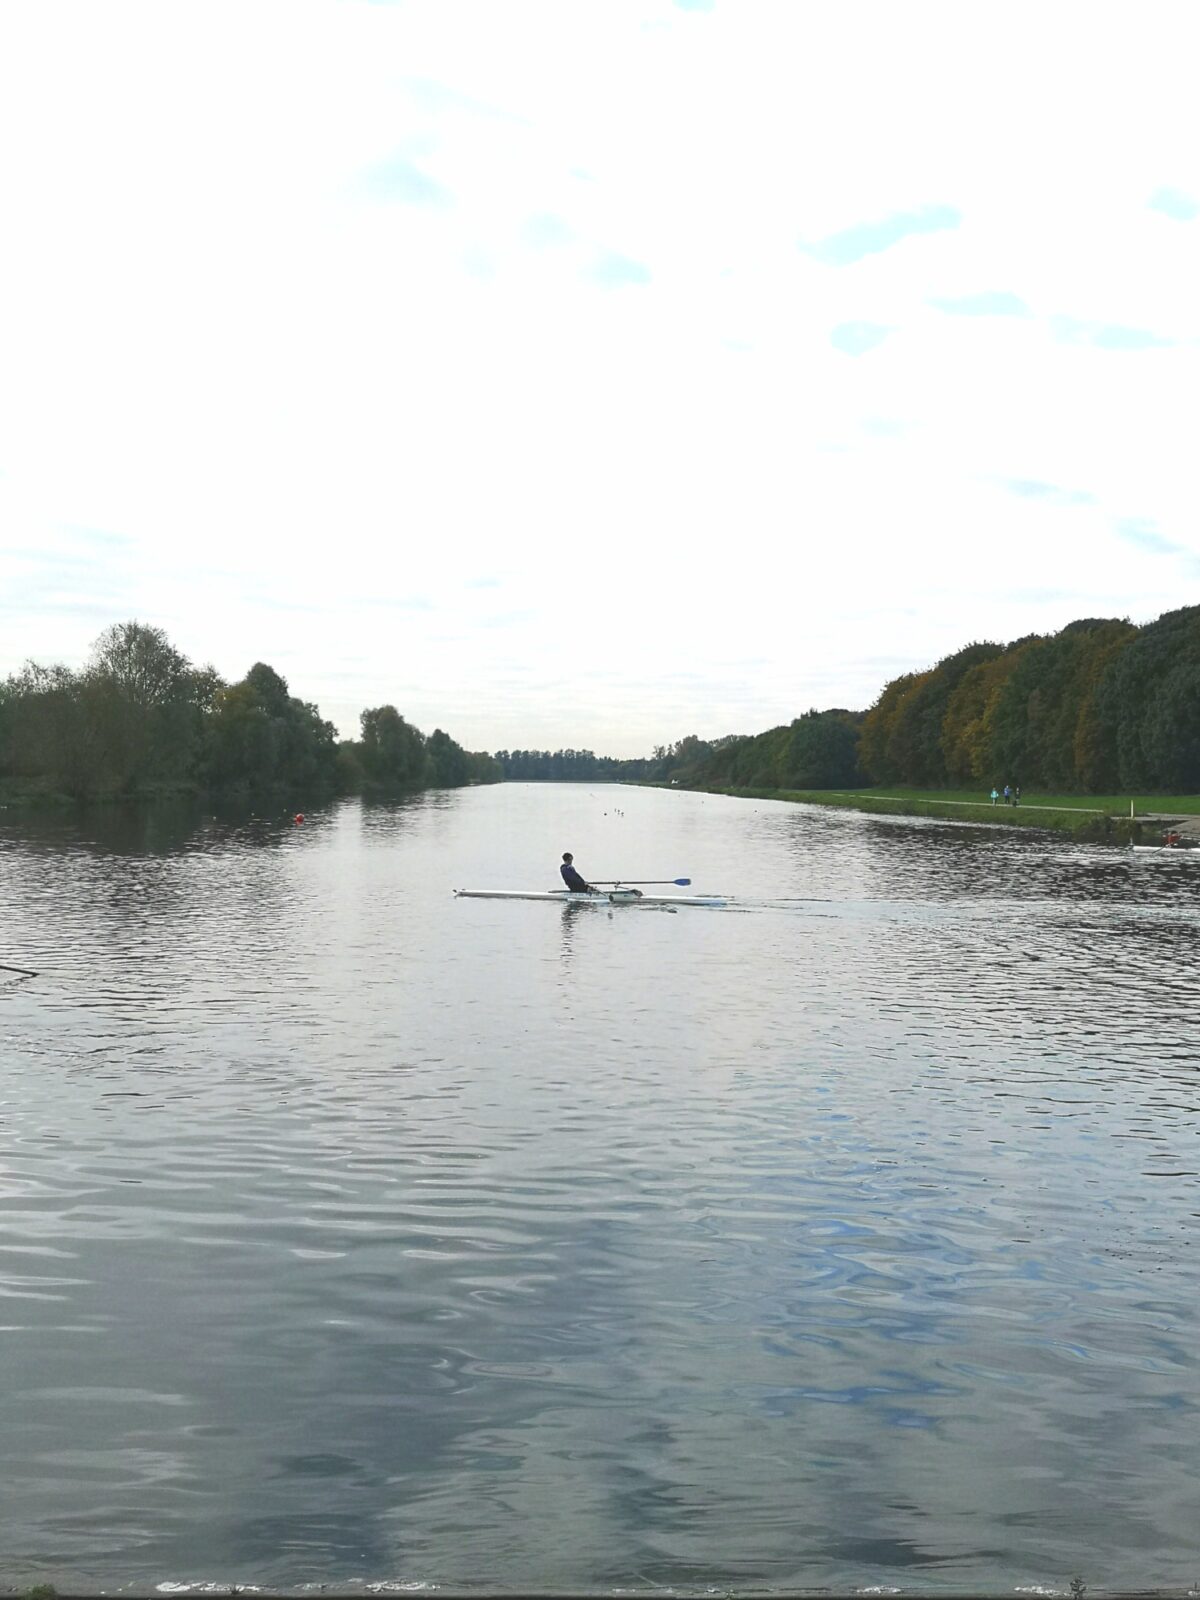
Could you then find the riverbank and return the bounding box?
[675,784,1200,845]
[0,774,488,811]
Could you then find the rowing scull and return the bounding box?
[454,888,728,908]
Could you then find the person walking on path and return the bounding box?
[990,788,999,806]
[1003,784,1011,805]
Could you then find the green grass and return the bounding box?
[684,783,1200,842]
[836,786,1200,814]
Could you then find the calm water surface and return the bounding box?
[2,784,1199,1593]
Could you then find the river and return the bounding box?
[2,783,1198,1593]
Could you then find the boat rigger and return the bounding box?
[454,888,728,908]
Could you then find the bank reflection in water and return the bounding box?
[2,783,1199,1593]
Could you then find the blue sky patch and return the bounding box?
[931,291,1030,317]
[523,213,573,250]
[1052,316,1173,350]
[398,75,527,127]
[831,322,891,356]
[1093,325,1172,350]
[1116,518,1181,555]
[364,155,452,207]
[589,250,651,288]
[802,204,961,266]
[1002,479,1092,505]
[1149,186,1199,220]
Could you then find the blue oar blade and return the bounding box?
[673,878,692,885]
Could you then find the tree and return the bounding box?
[83,621,214,793]
[426,728,470,787]
[358,706,429,786]
[1090,606,1200,790]
[204,663,338,793]
[873,644,1004,787]
[0,625,499,801]
[0,661,91,795]
[89,621,193,705]
[1068,626,1133,789]
[466,749,502,783]
[0,624,217,798]
[780,710,863,788]
[942,651,1021,783]
[859,671,927,784]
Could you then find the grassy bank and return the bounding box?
[828,786,1200,815]
[682,785,1200,842]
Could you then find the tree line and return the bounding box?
[494,748,639,782]
[854,606,1199,792]
[679,711,865,790]
[492,736,747,785]
[0,622,499,801]
[675,604,1200,795]
[9,604,1195,804]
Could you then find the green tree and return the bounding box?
[0,661,91,795]
[205,662,337,793]
[1039,619,1136,788]
[359,705,429,786]
[979,622,1139,789]
[1,624,217,798]
[426,728,471,786]
[780,710,863,788]
[859,671,929,784]
[1091,605,1200,790]
[466,749,502,783]
[941,650,1022,783]
[83,621,215,793]
[1073,621,1139,790]
[884,644,1004,786]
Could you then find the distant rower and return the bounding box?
[560,852,595,894]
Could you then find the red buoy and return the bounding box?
[294,813,304,825]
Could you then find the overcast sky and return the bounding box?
[2,0,1197,756]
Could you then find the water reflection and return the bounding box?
[0,796,323,857]
[557,901,592,973]
[3,786,1200,1592]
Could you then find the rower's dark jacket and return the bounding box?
[560,863,590,892]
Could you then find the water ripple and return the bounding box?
[3,789,1200,1591]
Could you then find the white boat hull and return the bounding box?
[455,888,727,908]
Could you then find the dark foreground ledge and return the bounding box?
[5,1590,1196,1600]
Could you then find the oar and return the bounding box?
[591,878,692,886]
[1,961,38,978]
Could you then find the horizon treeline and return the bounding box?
[0,622,500,801]
[492,736,745,784]
[6,604,1196,805]
[677,604,1200,795]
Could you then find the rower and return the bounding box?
[560,853,595,893]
